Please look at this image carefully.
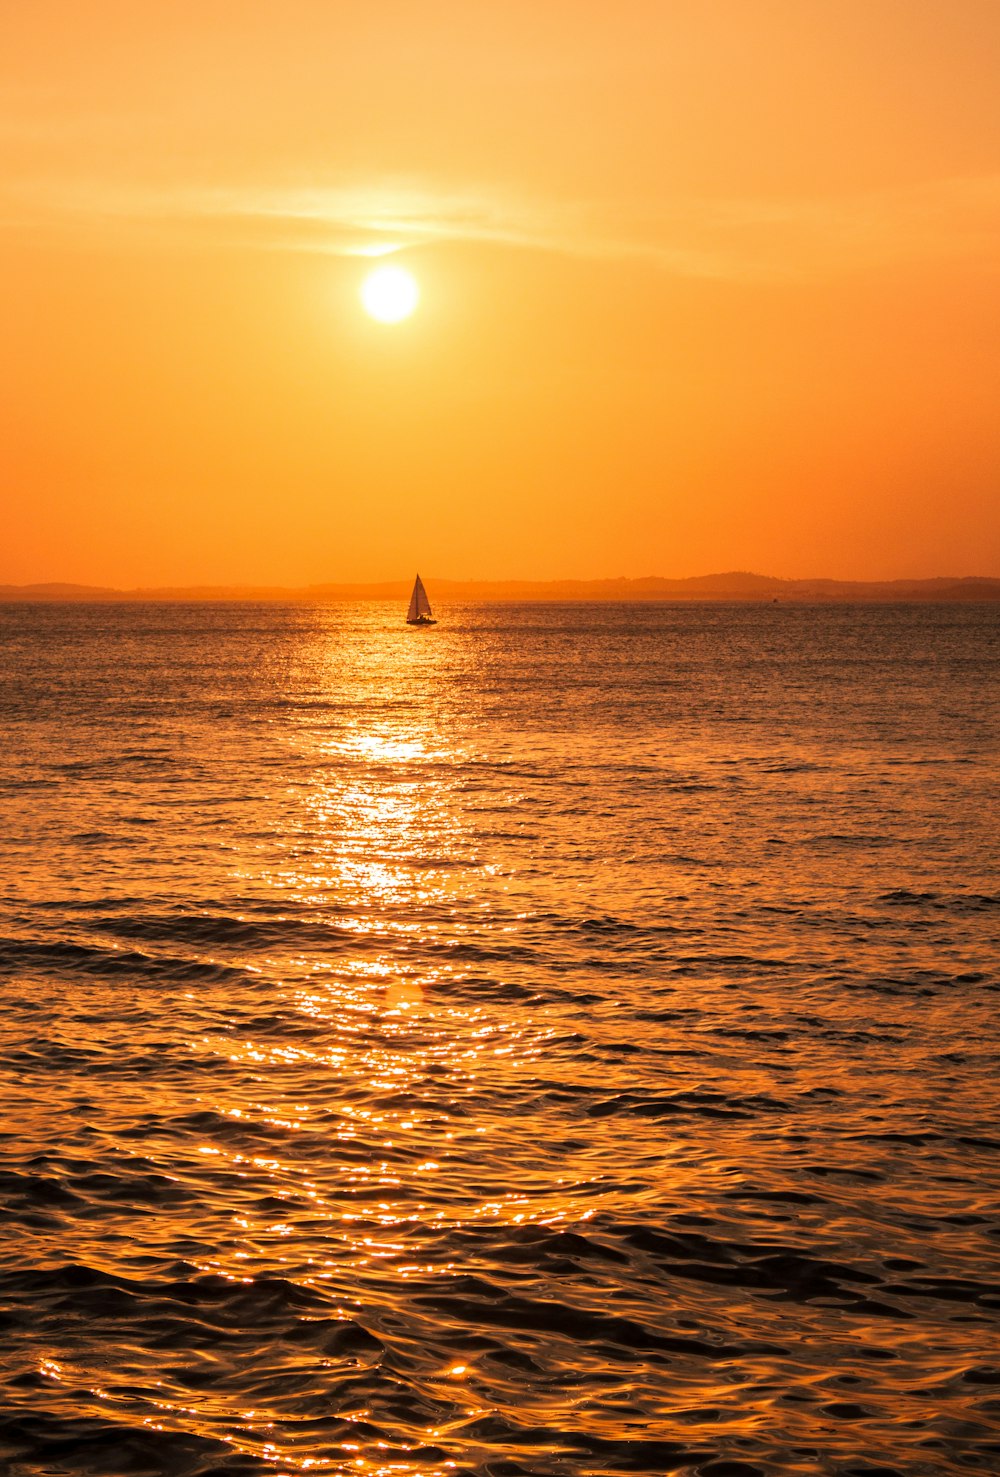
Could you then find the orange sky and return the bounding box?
[2,0,998,585]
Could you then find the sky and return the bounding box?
[2,0,999,586]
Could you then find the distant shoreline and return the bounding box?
[2,574,999,604]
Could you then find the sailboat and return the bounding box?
[405,574,437,626]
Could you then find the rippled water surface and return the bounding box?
[2,600,999,1477]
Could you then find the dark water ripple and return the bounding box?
[1,601,999,1475]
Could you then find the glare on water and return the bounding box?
[0,600,998,1475]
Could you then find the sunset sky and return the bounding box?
[2,0,998,586]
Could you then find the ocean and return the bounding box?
[1,600,998,1477]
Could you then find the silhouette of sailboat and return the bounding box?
[405,574,436,626]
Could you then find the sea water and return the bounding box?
[1,600,998,1476]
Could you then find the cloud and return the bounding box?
[4,170,1000,281]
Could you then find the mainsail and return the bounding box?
[406,574,433,623]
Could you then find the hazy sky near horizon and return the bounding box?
[3,0,999,585]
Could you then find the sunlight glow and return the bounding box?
[360,265,420,323]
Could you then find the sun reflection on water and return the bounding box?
[4,605,999,1473]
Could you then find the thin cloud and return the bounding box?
[4,172,1000,280]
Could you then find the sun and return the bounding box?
[360,264,420,323]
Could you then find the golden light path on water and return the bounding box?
[1,602,998,1476]
[180,635,605,1473]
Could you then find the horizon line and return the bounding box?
[3,571,1000,604]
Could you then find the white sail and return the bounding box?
[406,574,433,623]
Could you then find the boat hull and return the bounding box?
[406,617,437,626]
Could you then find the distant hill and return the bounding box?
[2,573,999,603]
